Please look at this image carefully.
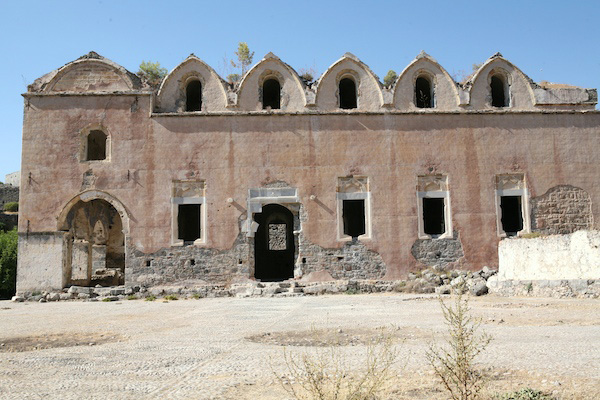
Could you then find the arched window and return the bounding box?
[339,78,357,109]
[262,78,281,110]
[186,80,202,111]
[415,76,433,108]
[490,74,508,107]
[87,130,107,161]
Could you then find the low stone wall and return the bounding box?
[0,212,17,230]
[0,183,19,208]
[497,230,600,281]
[488,230,600,298]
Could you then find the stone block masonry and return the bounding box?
[0,183,19,208]
[531,185,593,235]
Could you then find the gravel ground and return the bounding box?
[0,293,599,399]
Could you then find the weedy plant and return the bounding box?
[144,295,156,302]
[426,284,492,400]
[275,327,398,400]
[163,294,178,301]
[492,388,554,400]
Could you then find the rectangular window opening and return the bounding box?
[423,197,445,236]
[500,196,523,236]
[342,199,366,238]
[178,204,201,243]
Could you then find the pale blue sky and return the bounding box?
[1,0,599,181]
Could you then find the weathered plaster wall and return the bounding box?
[19,90,600,287]
[16,233,65,292]
[496,230,600,281]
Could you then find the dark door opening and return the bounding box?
[342,199,366,238]
[423,197,445,236]
[254,204,295,281]
[500,196,523,236]
[178,204,201,243]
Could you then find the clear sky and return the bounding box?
[0,0,599,181]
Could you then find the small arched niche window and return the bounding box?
[415,76,434,108]
[339,77,357,109]
[262,78,281,110]
[490,74,509,108]
[186,80,202,111]
[86,130,107,161]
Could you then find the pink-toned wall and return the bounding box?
[19,93,600,278]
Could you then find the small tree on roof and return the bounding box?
[384,70,398,88]
[137,61,168,87]
[231,42,255,78]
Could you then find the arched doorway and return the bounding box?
[64,199,125,286]
[254,204,295,281]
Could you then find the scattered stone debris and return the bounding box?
[13,267,502,302]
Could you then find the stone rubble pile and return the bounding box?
[12,267,498,302]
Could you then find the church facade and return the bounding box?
[16,51,599,292]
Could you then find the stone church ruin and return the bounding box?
[15,50,599,293]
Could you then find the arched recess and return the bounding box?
[466,53,536,110]
[58,191,131,287]
[393,52,460,110]
[80,123,111,162]
[236,53,306,111]
[315,53,383,111]
[155,54,228,113]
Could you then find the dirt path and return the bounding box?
[0,294,599,399]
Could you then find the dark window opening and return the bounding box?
[146,260,152,267]
[415,76,433,108]
[500,196,523,236]
[342,199,366,238]
[178,204,201,242]
[423,197,445,236]
[190,259,195,266]
[87,130,107,160]
[262,79,281,109]
[491,75,507,107]
[339,78,357,109]
[186,80,202,111]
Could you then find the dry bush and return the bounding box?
[274,328,398,400]
[427,285,492,400]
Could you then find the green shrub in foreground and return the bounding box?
[3,202,18,212]
[0,228,17,299]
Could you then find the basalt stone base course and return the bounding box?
[297,235,387,280]
[14,267,500,301]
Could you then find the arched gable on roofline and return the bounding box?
[314,53,384,111]
[393,51,461,110]
[30,51,143,93]
[465,53,537,110]
[235,52,307,111]
[155,54,229,113]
